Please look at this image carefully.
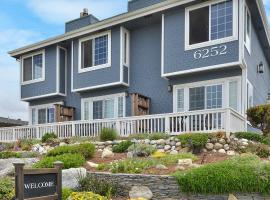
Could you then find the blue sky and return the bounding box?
[0,0,269,121]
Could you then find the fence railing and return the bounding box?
[0,108,246,142]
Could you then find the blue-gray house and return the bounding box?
[5,0,270,139]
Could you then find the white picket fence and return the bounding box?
[0,108,246,142]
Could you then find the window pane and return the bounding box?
[189,6,209,45]
[47,108,55,123]
[104,99,114,119]
[93,101,103,119]
[94,35,108,66]
[229,81,238,111]
[189,87,205,111]
[118,97,124,117]
[23,57,32,82]
[81,40,93,68]
[38,108,47,124]
[33,54,43,79]
[206,85,222,109]
[211,0,233,40]
[177,89,184,112]
[84,101,89,120]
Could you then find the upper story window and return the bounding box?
[185,0,237,50]
[79,31,111,73]
[244,5,251,53]
[21,50,45,84]
[121,27,130,67]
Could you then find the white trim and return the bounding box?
[71,41,74,92]
[162,61,241,77]
[81,93,126,120]
[184,0,239,51]
[21,93,66,101]
[21,50,45,85]
[161,14,165,77]
[72,81,126,93]
[56,46,67,95]
[244,3,252,54]
[120,26,130,85]
[9,0,197,57]
[78,30,111,73]
[238,0,244,64]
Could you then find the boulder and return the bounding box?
[227,150,236,156]
[62,168,86,189]
[179,147,190,153]
[101,148,114,159]
[175,142,181,147]
[170,150,178,155]
[214,143,223,150]
[175,165,186,171]
[224,144,230,151]
[59,142,67,146]
[87,161,98,168]
[129,186,153,200]
[156,164,168,170]
[178,159,192,166]
[144,139,150,144]
[219,138,226,145]
[228,194,238,200]
[205,143,214,150]
[164,145,171,151]
[127,152,134,158]
[150,140,156,145]
[156,139,166,145]
[218,149,226,154]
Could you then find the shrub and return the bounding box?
[47,143,95,159]
[173,154,270,194]
[99,128,118,141]
[70,192,108,200]
[128,133,149,140]
[34,153,85,169]
[235,132,263,142]
[0,177,14,200]
[148,132,170,140]
[247,104,270,137]
[255,144,270,158]
[20,139,40,151]
[261,137,270,146]
[77,176,117,198]
[41,132,57,143]
[62,188,73,200]
[112,141,133,153]
[178,133,209,154]
[128,143,156,157]
[0,151,21,159]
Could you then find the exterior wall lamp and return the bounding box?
[168,85,173,92]
[257,62,264,74]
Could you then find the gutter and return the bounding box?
[256,0,270,46]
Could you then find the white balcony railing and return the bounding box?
[0,108,246,142]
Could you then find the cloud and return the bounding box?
[26,0,126,25]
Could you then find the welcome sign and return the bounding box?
[14,161,63,200]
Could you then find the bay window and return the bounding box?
[30,104,55,125]
[82,93,125,120]
[22,51,44,84]
[79,31,111,72]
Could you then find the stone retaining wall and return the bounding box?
[88,172,267,200]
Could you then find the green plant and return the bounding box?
[148,132,170,140]
[0,177,14,200]
[20,139,40,151]
[62,188,73,200]
[255,144,270,158]
[128,133,149,140]
[99,128,118,141]
[41,132,57,143]
[261,137,270,146]
[112,141,133,153]
[178,133,209,153]
[128,143,156,157]
[247,104,270,137]
[70,192,108,200]
[0,151,21,159]
[77,176,117,198]
[235,132,263,142]
[173,154,270,194]
[47,143,95,159]
[34,153,85,169]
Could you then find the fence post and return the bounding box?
[12,128,15,141]
[165,116,170,134]
[116,120,121,136]
[225,109,231,138]
[36,127,40,140]
[71,122,76,137]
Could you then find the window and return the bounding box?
[206,85,222,109]
[244,5,251,53]
[121,27,130,66]
[247,81,253,109]
[189,87,205,111]
[22,51,44,83]
[186,0,235,49]
[177,89,185,112]
[38,109,47,124]
[48,108,55,123]
[31,104,55,125]
[82,93,125,120]
[79,31,111,72]
[229,81,238,111]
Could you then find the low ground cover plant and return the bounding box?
[100,128,118,141]
[98,153,196,174]
[178,133,209,154]
[173,154,270,194]
[47,143,95,159]
[241,143,270,158]
[0,177,14,200]
[62,188,73,200]
[127,143,156,157]
[235,132,263,142]
[112,140,133,153]
[20,139,40,151]
[128,132,169,140]
[0,151,21,159]
[69,192,108,200]
[41,132,57,143]
[34,153,85,169]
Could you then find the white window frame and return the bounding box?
[21,50,45,85]
[81,93,126,120]
[185,0,238,50]
[244,4,251,54]
[121,27,130,67]
[247,80,254,109]
[173,77,241,113]
[78,30,111,73]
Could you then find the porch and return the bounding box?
[0,108,246,142]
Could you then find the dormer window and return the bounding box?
[185,0,237,50]
[79,31,111,73]
[21,50,45,84]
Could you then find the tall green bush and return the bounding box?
[178,133,209,153]
[41,132,57,143]
[112,141,133,153]
[99,128,118,141]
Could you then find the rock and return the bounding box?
[87,161,98,168]
[62,168,86,189]
[242,142,249,146]
[144,139,150,144]
[202,148,208,153]
[240,138,248,143]
[105,141,113,145]
[129,186,153,200]
[171,146,176,151]
[156,164,168,170]
[212,149,217,153]
[164,145,171,151]
[228,194,238,200]
[150,140,156,145]
[224,144,230,151]
[219,138,226,145]
[101,148,114,159]
[170,141,176,146]
[175,138,180,142]
[227,150,236,156]
[165,139,171,145]
[98,149,103,152]
[175,142,181,147]
[175,165,186,171]
[59,142,67,146]
[178,159,192,166]
[156,139,165,145]
[170,150,178,155]
[179,147,190,153]
[127,152,134,158]
[205,143,214,150]
[218,149,226,154]
[214,143,223,150]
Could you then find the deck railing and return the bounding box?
[0,108,246,142]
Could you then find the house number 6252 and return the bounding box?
[193,45,227,60]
